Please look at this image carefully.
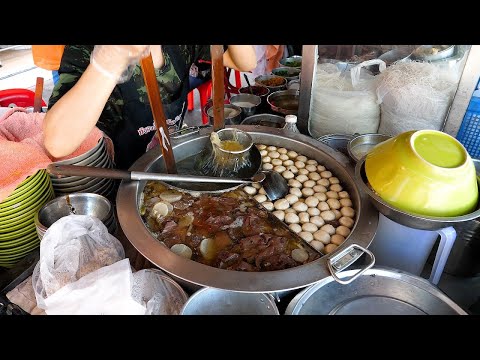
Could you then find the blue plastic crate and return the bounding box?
[457,95,480,159]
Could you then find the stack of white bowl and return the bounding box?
[0,170,54,268]
[34,193,117,240]
[50,137,115,200]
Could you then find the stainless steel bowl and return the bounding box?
[267,89,299,115]
[272,67,301,82]
[355,158,480,230]
[347,133,392,163]
[229,93,261,118]
[207,104,243,125]
[280,55,302,69]
[255,74,287,93]
[287,79,300,91]
[241,114,285,128]
[117,126,378,293]
[410,45,455,62]
[317,133,357,157]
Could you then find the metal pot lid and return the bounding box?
[285,267,467,315]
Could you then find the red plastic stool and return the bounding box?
[0,88,47,108]
[187,80,212,125]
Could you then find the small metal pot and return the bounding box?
[347,133,392,163]
[255,74,287,93]
[267,89,299,115]
[280,55,302,69]
[229,93,261,119]
[271,67,301,82]
[241,114,285,128]
[207,104,243,125]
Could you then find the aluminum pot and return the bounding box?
[116,125,378,293]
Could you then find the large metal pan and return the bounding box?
[116,125,378,293]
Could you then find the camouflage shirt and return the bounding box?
[49,45,211,169]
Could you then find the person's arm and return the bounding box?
[43,45,149,158]
[223,45,257,72]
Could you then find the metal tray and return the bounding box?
[285,267,467,315]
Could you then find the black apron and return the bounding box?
[113,46,190,170]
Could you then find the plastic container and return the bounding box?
[282,115,300,133]
[369,213,457,285]
[457,93,480,159]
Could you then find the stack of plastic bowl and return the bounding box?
[0,170,54,268]
[34,193,117,240]
[50,137,115,200]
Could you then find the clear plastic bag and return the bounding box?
[32,215,125,309]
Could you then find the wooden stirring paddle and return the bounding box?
[140,53,177,174]
[210,45,225,132]
[33,77,44,113]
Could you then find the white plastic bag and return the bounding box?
[309,60,385,137]
[32,215,125,309]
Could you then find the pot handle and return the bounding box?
[170,125,212,140]
[327,244,375,285]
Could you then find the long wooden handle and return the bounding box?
[140,54,177,174]
[33,77,44,113]
[210,45,225,132]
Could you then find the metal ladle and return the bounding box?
[47,164,289,201]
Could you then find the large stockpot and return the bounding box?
[117,126,378,293]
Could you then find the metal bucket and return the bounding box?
[181,287,279,315]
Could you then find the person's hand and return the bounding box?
[90,45,150,83]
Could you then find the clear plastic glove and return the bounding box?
[90,45,150,83]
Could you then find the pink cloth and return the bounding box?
[0,107,107,203]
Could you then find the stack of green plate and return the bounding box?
[0,170,54,268]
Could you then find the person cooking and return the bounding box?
[43,45,256,170]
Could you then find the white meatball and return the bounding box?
[283,159,294,167]
[285,212,300,224]
[282,170,295,180]
[273,165,286,173]
[288,179,302,188]
[327,198,341,210]
[330,184,343,192]
[313,185,328,193]
[271,158,283,166]
[338,191,350,199]
[333,209,342,219]
[340,198,353,207]
[326,191,339,199]
[303,180,316,188]
[298,231,314,242]
[279,154,289,161]
[243,186,257,195]
[252,182,262,189]
[296,155,307,163]
[340,206,355,218]
[267,145,277,151]
[309,240,324,252]
[257,144,267,150]
[262,202,274,211]
[263,163,274,171]
[278,147,288,154]
[296,174,309,183]
[287,150,298,159]
[317,178,330,187]
[287,165,299,174]
[302,222,318,233]
[336,225,351,237]
[285,194,299,205]
[170,244,193,259]
[320,224,336,235]
[289,223,302,234]
[293,202,308,212]
[329,177,340,184]
[298,168,309,176]
[289,187,303,198]
[307,207,320,216]
[320,171,332,179]
[339,216,355,228]
[310,216,325,227]
[295,161,306,169]
[305,164,317,172]
[298,212,310,224]
[306,159,318,166]
[262,156,271,164]
[301,188,314,197]
[331,234,346,246]
[260,149,268,157]
[272,210,285,221]
[313,192,327,202]
[259,187,266,195]
[254,194,267,203]
[274,198,290,210]
[324,243,338,254]
[313,230,331,244]
[317,165,326,172]
[292,248,309,263]
[268,151,280,159]
[308,172,321,181]
[285,208,297,214]
[320,210,336,222]
[305,196,319,208]
[317,202,330,211]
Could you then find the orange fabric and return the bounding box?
[0,108,105,203]
[265,45,285,73]
[31,45,65,71]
